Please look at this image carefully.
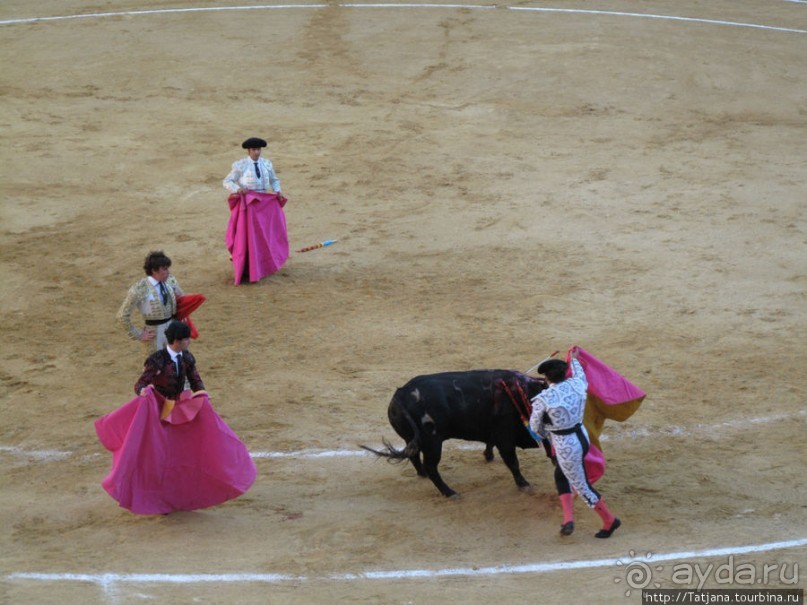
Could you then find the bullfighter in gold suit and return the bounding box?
[117,251,184,356]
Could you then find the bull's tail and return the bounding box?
[360,392,422,461]
[360,436,412,463]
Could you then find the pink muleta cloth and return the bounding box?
[94,388,257,514]
[568,346,646,451]
[225,192,289,285]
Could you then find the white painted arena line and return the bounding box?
[0,445,73,461]
[6,538,807,586]
[251,447,371,458]
[0,3,805,34]
[1,409,804,462]
[507,6,807,34]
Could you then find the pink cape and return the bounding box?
[94,388,257,515]
[568,347,646,406]
[583,442,605,484]
[565,347,646,451]
[226,192,289,285]
[547,440,605,485]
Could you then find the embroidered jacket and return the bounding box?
[529,358,588,437]
[134,349,204,399]
[223,156,281,194]
[117,275,183,340]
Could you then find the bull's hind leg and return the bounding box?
[408,452,426,477]
[496,444,532,491]
[421,441,458,498]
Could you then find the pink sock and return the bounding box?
[594,499,616,528]
[559,493,574,524]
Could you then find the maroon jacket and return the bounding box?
[135,349,205,399]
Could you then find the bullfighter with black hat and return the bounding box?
[223,136,284,198]
[222,137,290,284]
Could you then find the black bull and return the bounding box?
[361,370,548,497]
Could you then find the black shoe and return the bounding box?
[560,521,575,536]
[595,518,621,539]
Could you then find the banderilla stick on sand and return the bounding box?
[524,350,560,374]
[296,239,337,253]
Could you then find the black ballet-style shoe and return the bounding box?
[560,521,575,536]
[594,518,621,539]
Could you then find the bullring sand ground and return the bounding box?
[0,0,805,603]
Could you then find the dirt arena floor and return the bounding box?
[1,1,805,603]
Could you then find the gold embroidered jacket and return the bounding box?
[117,276,183,340]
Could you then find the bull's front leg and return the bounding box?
[483,442,495,462]
[496,444,532,492]
[421,441,458,498]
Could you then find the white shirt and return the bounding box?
[140,276,170,316]
[167,346,182,365]
[223,156,281,194]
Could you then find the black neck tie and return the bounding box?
[254,162,261,179]
[175,354,182,379]
[159,281,168,305]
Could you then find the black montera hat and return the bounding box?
[242,137,267,149]
[537,358,568,381]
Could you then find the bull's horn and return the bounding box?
[524,350,560,374]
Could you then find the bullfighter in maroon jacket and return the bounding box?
[97,320,256,514]
[135,320,204,399]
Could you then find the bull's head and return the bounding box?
[525,375,548,399]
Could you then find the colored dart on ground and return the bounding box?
[296,239,337,253]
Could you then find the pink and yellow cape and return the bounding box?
[570,347,646,451]
[95,388,257,514]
